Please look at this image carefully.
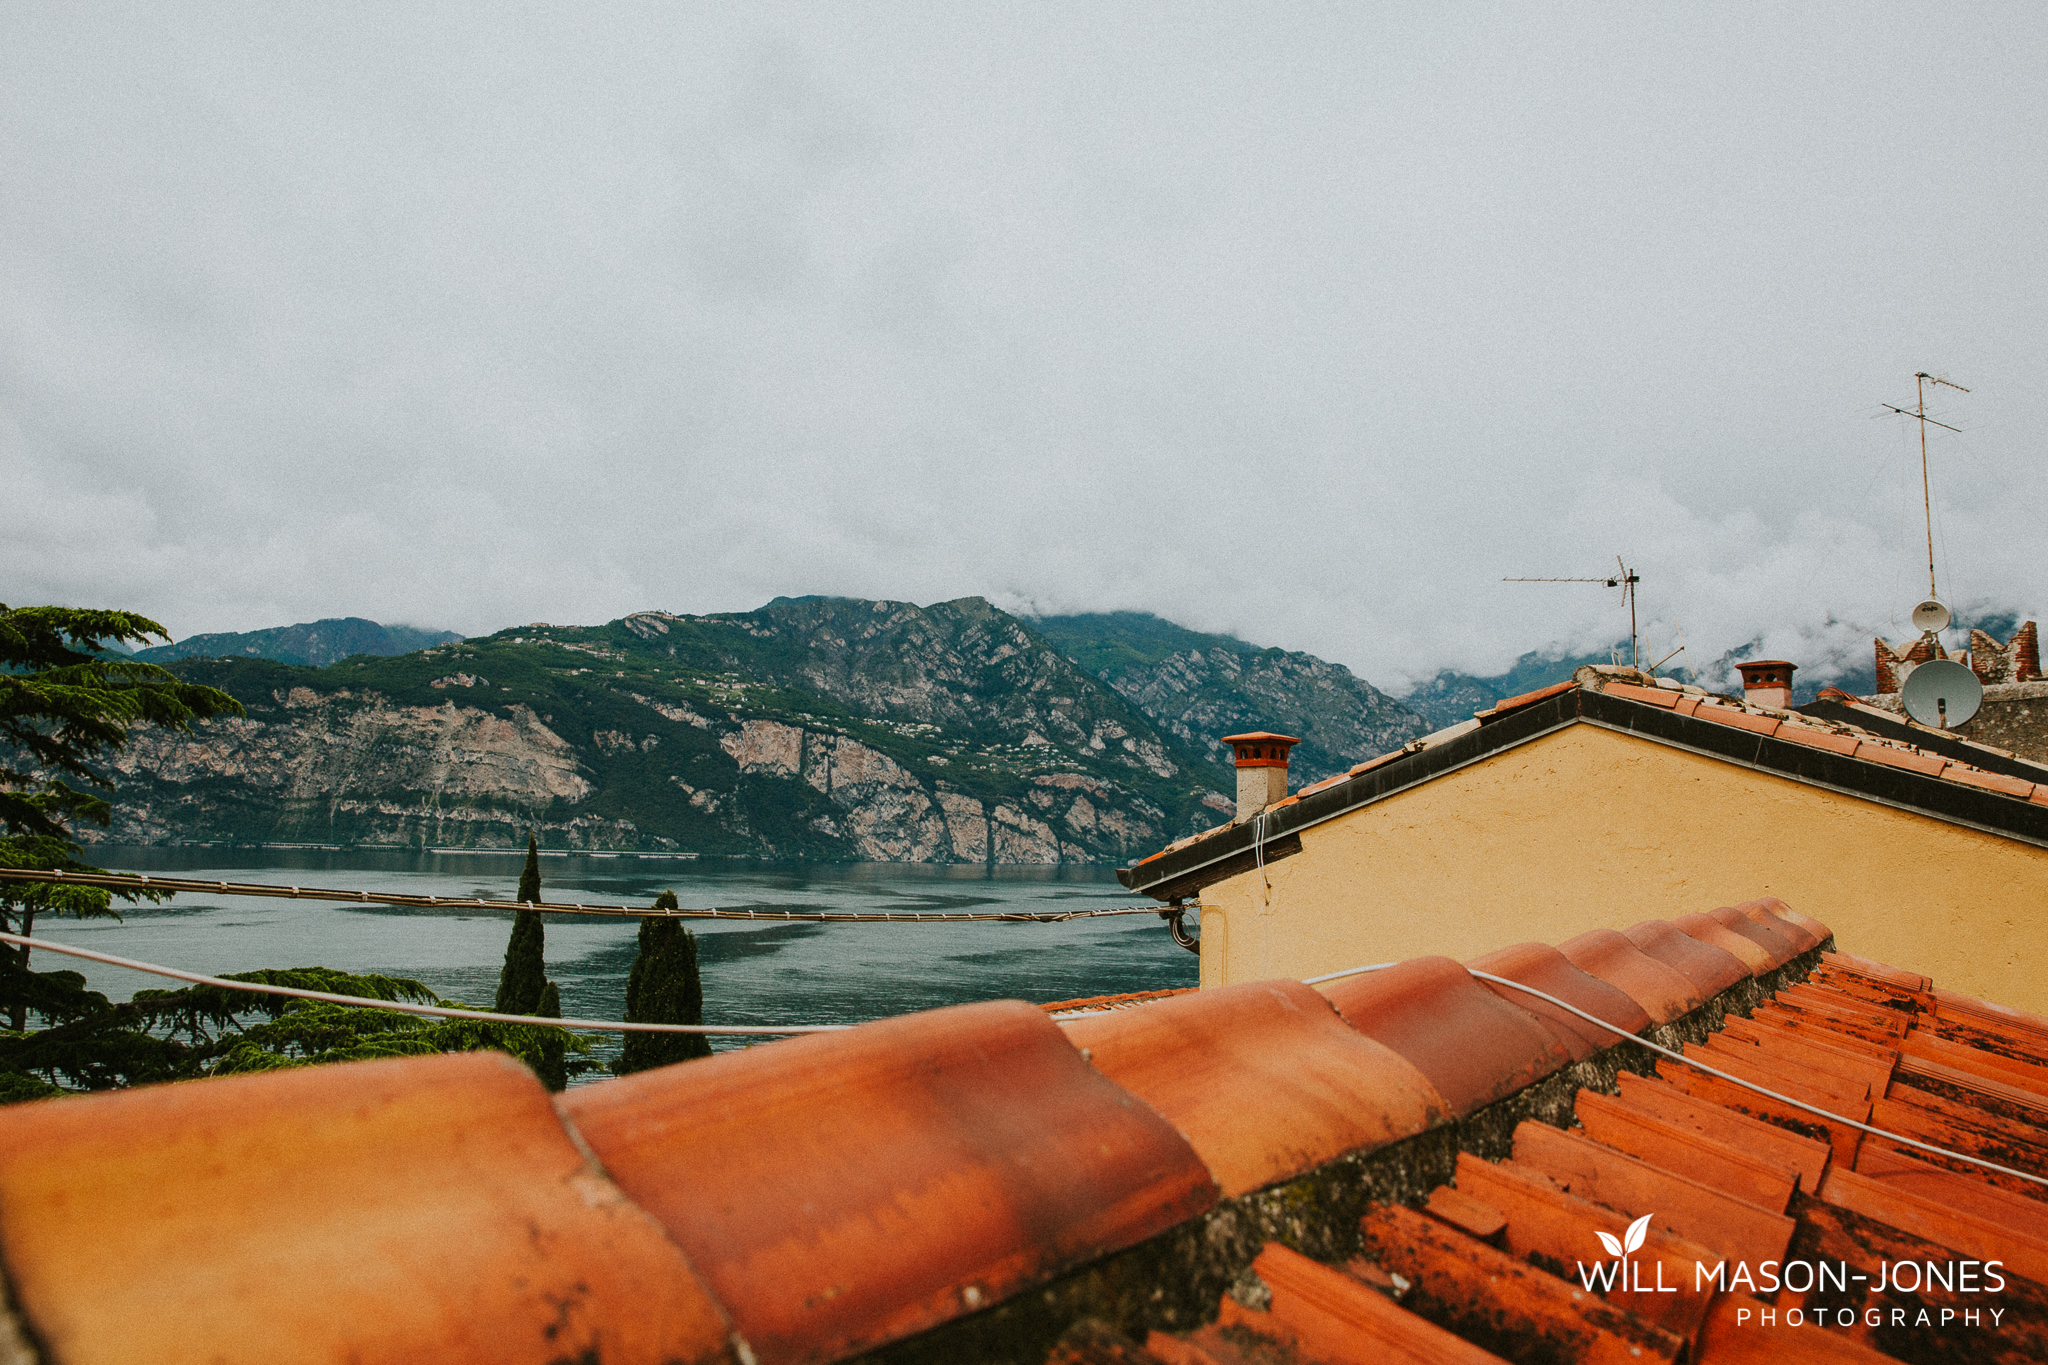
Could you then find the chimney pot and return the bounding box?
[1220,731,1301,820]
[1735,660,1797,711]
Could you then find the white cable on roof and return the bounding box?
[1303,956,2048,1190]
[0,932,849,1036]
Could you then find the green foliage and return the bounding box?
[616,890,712,1075]
[516,831,541,904]
[1,602,242,1032]
[533,981,567,1091]
[0,605,595,1102]
[0,964,589,1100]
[495,833,550,1014]
[0,603,241,845]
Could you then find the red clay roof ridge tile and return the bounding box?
[0,1051,737,1365]
[559,999,1217,1365]
[1464,941,1652,1059]
[1314,957,1571,1116]
[1063,978,1449,1196]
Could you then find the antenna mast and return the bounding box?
[1880,372,1968,600]
[1504,559,1643,671]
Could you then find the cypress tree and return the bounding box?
[494,833,547,1015]
[615,890,713,1074]
[533,981,567,1092]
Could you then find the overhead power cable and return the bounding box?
[0,932,846,1035]
[0,868,1160,923]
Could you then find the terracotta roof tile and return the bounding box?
[1715,1018,1895,1096]
[1723,1012,1897,1076]
[0,1052,734,1365]
[1778,977,1912,1025]
[1670,911,1777,975]
[1347,749,1406,777]
[1489,679,1580,714]
[1658,1051,1868,1165]
[1464,941,1651,1060]
[1450,1153,1718,1346]
[1620,919,1750,996]
[1728,897,1823,953]
[560,1000,1216,1365]
[1693,1033,1872,1107]
[1244,1242,1510,1364]
[1852,739,1948,776]
[1853,1142,2048,1244]
[1773,721,1861,755]
[1702,905,1802,969]
[1316,958,1571,1117]
[1737,894,1831,946]
[1819,1165,2048,1286]
[1693,702,1780,737]
[1422,1185,1508,1242]
[1573,1089,1800,1213]
[1826,957,1933,998]
[1555,927,1707,1024]
[1508,1120,1797,1266]
[1899,1031,2048,1105]
[1356,1204,1686,1362]
[1941,765,2038,799]
[1061,979,1448,1197]
[1932,986,2048,1045]
[1870,1090,2048,1180]
[1601,680,1679,708]
[1611,1072,1833,1192]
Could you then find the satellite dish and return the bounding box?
[1901,658,1982,729]
[1910,598,1952,633]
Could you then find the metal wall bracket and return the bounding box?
[1158,902,1200,955]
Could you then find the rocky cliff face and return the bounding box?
[1030,613,1426,783]
[100,599,1231,863]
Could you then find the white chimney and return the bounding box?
[1222,731,1301,820]
[1736,660,1797,710]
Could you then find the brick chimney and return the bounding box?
[1221,731,1301,820]
[1736,660,1796,710]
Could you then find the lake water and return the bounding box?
[50,847,1198,1076]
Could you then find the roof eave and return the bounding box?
[1119,686,2048,900]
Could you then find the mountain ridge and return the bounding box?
[1028,612,1427,783]
[132,617,463,668]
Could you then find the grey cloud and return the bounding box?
[5,4,2045,693]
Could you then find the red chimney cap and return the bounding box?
[1220,732,1302,769]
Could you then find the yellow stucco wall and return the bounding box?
[1196,721,2048,1014]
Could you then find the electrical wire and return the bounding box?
[0,932,847,1035]
[0,868,1160,924]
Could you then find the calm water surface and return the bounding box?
[53,847,1198,1075]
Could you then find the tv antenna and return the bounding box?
[1878,371,1968,607]
[1504,558,1642,671]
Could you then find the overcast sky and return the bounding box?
[6,5,2044,692]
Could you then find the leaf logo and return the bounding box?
[1595,1214,1652,1259]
